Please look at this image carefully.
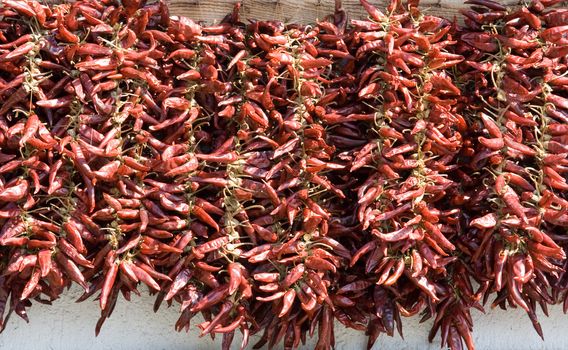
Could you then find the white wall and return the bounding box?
[0,286,565,350]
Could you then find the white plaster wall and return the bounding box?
[0,285,565,350]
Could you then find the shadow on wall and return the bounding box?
[0,285,564,350]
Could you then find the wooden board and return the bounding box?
[167,0,525,24]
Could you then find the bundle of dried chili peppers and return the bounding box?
[0,0,566,349]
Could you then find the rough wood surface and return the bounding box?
[167,0,523,24]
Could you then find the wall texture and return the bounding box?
[165,0,523,24]
[0,285,566,350]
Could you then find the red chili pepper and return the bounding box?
[278,289,296,317]
[191,285,229,313]
[194,236,229,257]
[38,250,52,278]
[305,256,336,273]
[20,268,41,300]
[55,252,88,291]
[227,263,242,295]
[100,253,118,310]
[0,179,29,202]
[372,226,413,242]
[212,313,244,334]
[127,262,160,291]
[62,220,87,255]
[165,268,192,301]
[57,239,93,268]
[191,206,219,232]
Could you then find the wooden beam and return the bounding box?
[166,0,524,24]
